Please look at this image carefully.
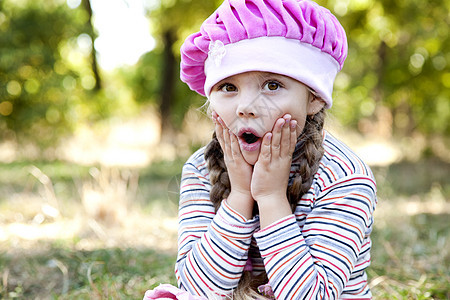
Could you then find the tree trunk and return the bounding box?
[372,41,393,137]
[82,0,102,91]
[159,29,176,142]
[373,41,386,105]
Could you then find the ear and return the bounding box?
[306,93,325,115]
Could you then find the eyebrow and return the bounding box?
[257,72,285,79]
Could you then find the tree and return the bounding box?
[316,0,450,138]
[138,0,449,144]
[81,0,102,91]
[128,0,221,141]
[0,0,108,150]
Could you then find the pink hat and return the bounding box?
[180,0,347,109]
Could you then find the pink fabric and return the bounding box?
[243,258,253,271]
[180,0,347,102]
[257,283,275,298]
[143,284,208,300]
[202,36,339,108]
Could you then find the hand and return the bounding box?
[251,114,298,226]
[212,111,254,218]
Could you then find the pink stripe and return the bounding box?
[222,201,246,222]
[332,202,369,220]
[183,172,208,181]
[307,276,320,300]
[345,279,367,288]
[186,254,207,295]
[277,255,312,296]
[259,215,295,234]
[322,176,376,192]
[261,238,304,257]
[324,149,353,174]
[181,183,205,189]
[316,256,348,282]
[361,240,371,248]
[204,235,242,268]
[179,210,215,218]
[355,258,371,268]
[302,228,360,251]
[179,234,201,247]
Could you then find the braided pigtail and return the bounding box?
[204,110,324,299]
[204,132,230,212]
[287,109,326,212]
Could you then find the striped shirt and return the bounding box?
[176,131,377,299]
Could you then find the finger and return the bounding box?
[289,119,298,155]
[271,118,285,158]
[229,130,243,161]
[211,111,218,122]
[259,132,272,164]
[217,117,233,162]
[280,115,292,157]
[222,126,234,161]
[215,118,226,151]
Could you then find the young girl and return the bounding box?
[172,0,377,299]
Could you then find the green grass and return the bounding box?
[0,157,449,299]
[369,212,449,299]
[0,245,176,299]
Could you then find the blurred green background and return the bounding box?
[0,0,449,298]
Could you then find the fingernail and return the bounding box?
[291,120,297,129]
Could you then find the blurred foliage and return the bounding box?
[123,47,203,130]
[316,0,450,137]
[1,0,449,152]
[132,0,450,139]
[0,0,114,149]
[124,0,222,131]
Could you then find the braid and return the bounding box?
[287,109,325,212]
[204,132,230,212]
[204,110,324,298]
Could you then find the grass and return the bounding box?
[0,156,449,299]
[1,246,176,299]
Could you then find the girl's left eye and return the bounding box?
[263,81,282,91]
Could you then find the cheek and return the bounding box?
[280,103,308,124]
[209,101,235,127]
[209,101,224,118]
[281,105,308,137]
[208,99,217,112]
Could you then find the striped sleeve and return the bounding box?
[175,152,259,298]
[254,174,376,299]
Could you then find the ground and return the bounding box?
[0,116,449,299]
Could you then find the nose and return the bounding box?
[236,93,259,118]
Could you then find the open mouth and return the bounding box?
[237,128,262,152]
[242,132,260,144]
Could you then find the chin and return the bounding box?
[242,151,259,166]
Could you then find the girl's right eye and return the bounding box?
[219,83,237,92]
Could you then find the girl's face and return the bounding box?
[209,71,325,165]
